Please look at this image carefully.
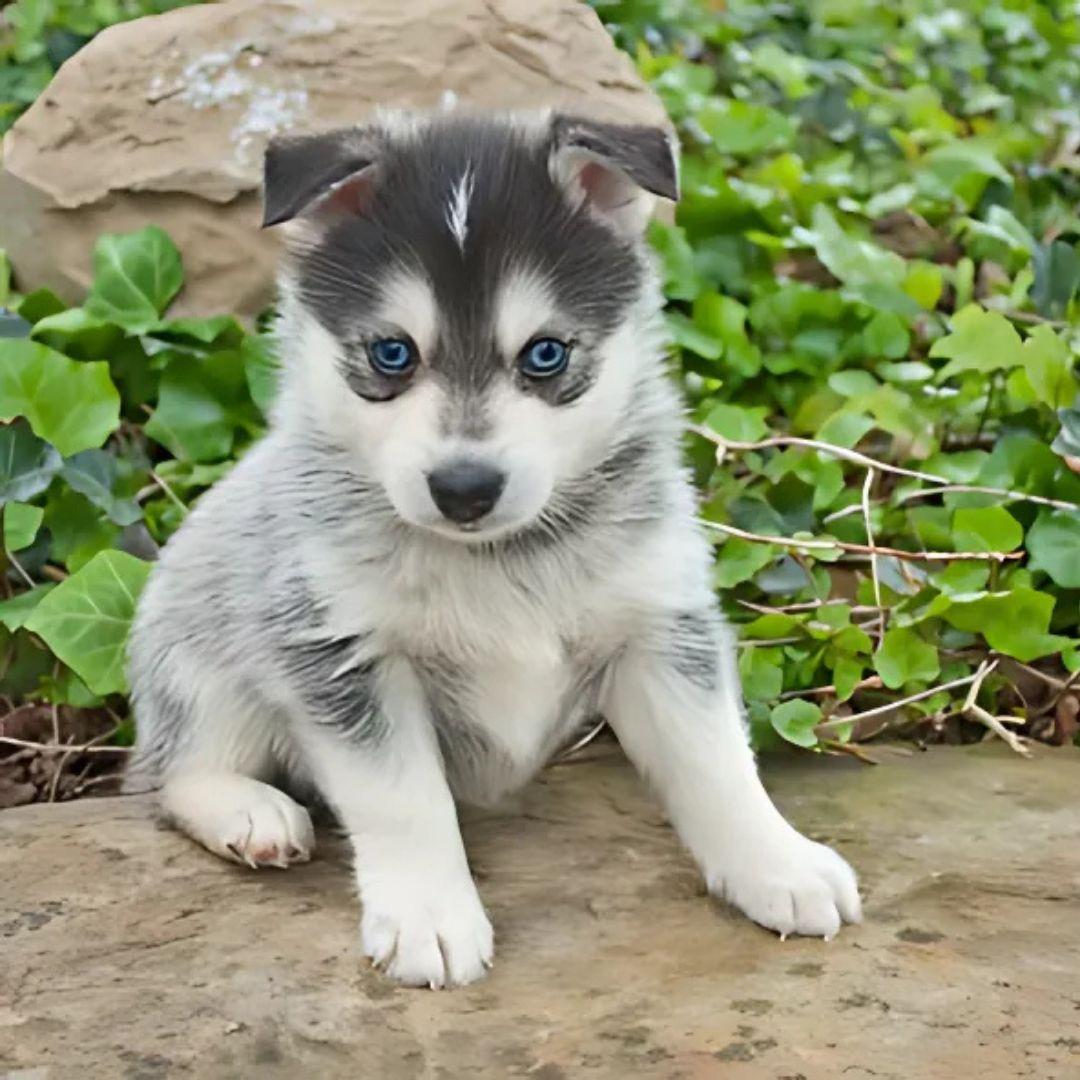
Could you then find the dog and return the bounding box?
[125,109,860,988]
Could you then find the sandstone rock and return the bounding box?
[0,0,667,318]
[2,742,1079,1079]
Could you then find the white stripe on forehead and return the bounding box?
[445,166,475,253]
[376,270,438,357]
[494,269,559,355]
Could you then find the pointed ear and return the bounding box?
[262,128,380,228]
[550,115,679,236]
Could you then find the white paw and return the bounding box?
[710,829,861,940]
[161,773,315,869]
[360,880,494,988]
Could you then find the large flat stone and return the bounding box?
[2,743,1078,1079]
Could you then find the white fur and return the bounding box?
[445,166,474,252]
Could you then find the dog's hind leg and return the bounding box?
[127,671,315,869]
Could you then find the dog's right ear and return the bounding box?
[262,128,380,228]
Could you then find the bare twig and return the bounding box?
[820,739,880,764]
[691,424,953,484]
[150,470,188,517]
[815,670,982,732]
[5,551,35,589]
[962,658,1031,756]
[779,675,883,701]
[704,520,1023,563]
[862,468,886,639]
[736,636,804,648]
[47,722,124,802]
[1045,667,1080,715]
[0,735,131,754]
[1002,309,1068,328]
[737,599,881,616]
[691,425,1080,513]
[894,484,1078,513]
[68,772,126,797]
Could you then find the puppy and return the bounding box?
[126,109,860,988]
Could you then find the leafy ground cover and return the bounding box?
[1,0,1079,802]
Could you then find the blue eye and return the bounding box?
[369,337,416,375]
[520,337,570,378]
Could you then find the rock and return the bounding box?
[0,0,667,319]
[2,741,1079,1079]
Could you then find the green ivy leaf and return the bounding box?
[704,402,769,442]
[25,549,152,695]
[952,506,1023,553]
[944,587,1066,662]
[0,583,54,631]
[0,420,61,504]
[1031,239,1080,319]
[1027,510,1080,588]
[769,699,821,748]
[1052,405,1080,461]
[930,306,1024,381]
[648,221,703,301]
[242,335,281,418]
[43,488,120,572]
[31,307,123,359]
[18,288,66,324]
[1010,325,1077,410]
[864,312,910,359]
[666,311,722,361]
[84,226,184,333]
[61,450,144,527]
[739,646,783,701]
[152,315,243,346]
[792,206,906,288]
[874,626,940,689]
[715,537,777,587]
[0,340,121,456]
[145,350,262,463]
[3,500,43,551]
[696,97,797,156]
[832,656,864,701]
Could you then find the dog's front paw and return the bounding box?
[710,828,861,940]
[360,881,494,988]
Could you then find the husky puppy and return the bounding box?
[126,110,860,988]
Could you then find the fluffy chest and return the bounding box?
[316,537,619,796]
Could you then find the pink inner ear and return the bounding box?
[318,170,377,217]
[576,159,630,212]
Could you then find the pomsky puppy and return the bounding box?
[126,109,860,988]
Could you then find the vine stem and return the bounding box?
[0,735,131,754]
[861,468,886,639]
[961,658,1031,756]
[703,520,1023,563]
[814,670,982,731]
[689,425,1080,513]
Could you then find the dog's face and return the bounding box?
[265,111,677,542]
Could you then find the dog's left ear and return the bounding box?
[262,127,380,228]
[550,115,679,237]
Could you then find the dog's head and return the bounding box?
[264,110,678,542]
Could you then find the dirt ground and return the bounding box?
[1,742,1078,1079]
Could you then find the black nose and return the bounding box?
[427,460,506,525]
